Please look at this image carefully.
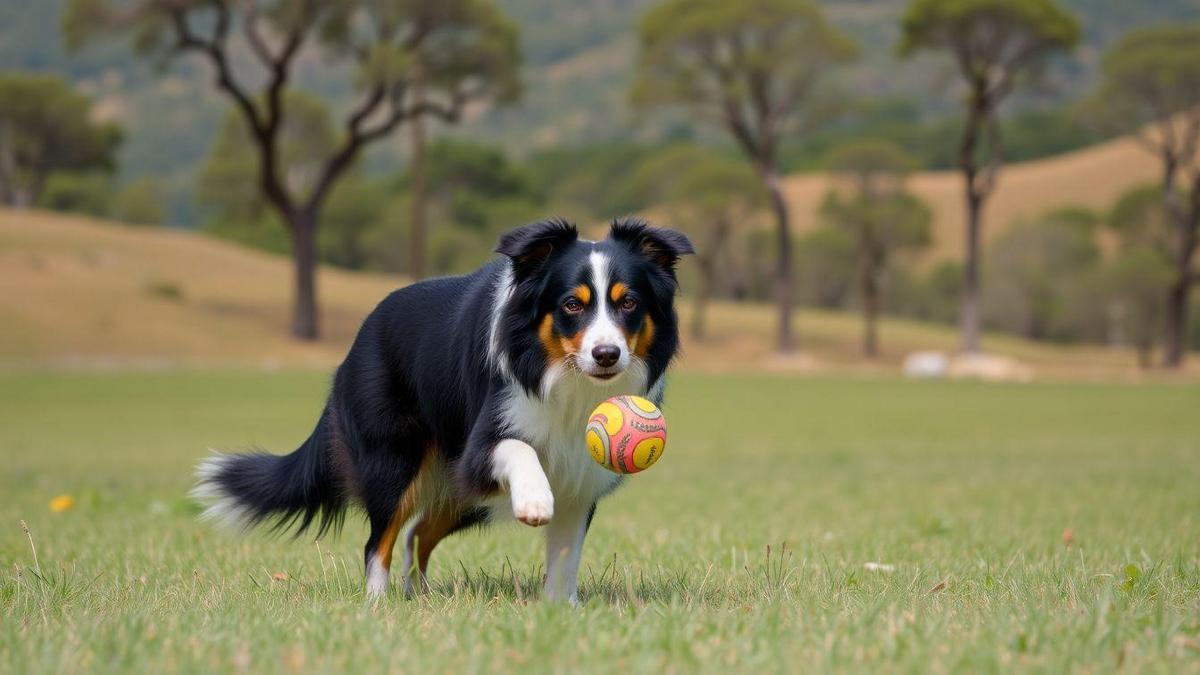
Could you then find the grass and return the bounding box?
[1,370,1198,672]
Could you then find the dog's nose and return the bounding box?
[592,344,621,368]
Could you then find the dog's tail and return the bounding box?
[192,410,346,537]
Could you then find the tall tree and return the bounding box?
[1083,25,1200,368]
[0,73,121,207]
[820,140,932,357]
[624,145,766,340]
[65,0,520,340]
[900,0,1079,354]
[632,0,857,353]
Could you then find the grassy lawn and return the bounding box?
[1,371,1198,673]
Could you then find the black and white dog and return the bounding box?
[194,218,693,603]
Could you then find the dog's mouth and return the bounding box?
[584,369,621,382]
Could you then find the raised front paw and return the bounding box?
[511,482,554,527]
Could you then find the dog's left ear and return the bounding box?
[609,217,695,275]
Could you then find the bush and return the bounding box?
[111,178,167,226]
[37,172,113,217]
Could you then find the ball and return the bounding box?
[585,395,667,474]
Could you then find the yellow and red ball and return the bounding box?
[585,395,667,474]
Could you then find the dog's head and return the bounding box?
[493,217,694,396]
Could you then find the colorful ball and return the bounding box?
[585,395,667,474]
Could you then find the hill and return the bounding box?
[2,207,1191,379]
[781,131,1169,262]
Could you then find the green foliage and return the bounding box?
[899,0,1080,62]
[1099,247,1175,365]
[795,226,856,308]
[37,172,114,217]
[1107,184,1176,258]
[893,261,964,325]
[633,0,857,164]
[0,72,121,205]
[111,177,167,226]
[319,179,390,270]
[197,93,338,225]
[982,209,1101,340]
[1084,24,1200,133]
[526,141,674,219]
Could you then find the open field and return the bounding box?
[2,371,1199,672]
[4,208,1193,379]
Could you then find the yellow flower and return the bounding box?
[48,495,75,513]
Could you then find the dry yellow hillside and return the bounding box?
[782,133,1165,261]
[3,206,1192,379]
[0,209,399,368]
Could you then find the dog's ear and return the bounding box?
[496,219,579,277]
[609,217,695,275]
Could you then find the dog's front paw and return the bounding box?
[511,482,554,527]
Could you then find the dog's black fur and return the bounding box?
[195,217,693,599]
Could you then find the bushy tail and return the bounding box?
[192,413,345,537]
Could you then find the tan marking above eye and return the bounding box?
[609,282,628,302]
[574,284,592,304]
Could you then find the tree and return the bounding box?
[900,0,1079,354]
[197,92,338,227]
[633,0,857,353]
[1102,248,1175,368]
[820,140,932,357]
[65,0,520,340]
[0,73,121,207]
[1083,25,1200,367]
[112,177,169,226]
[981,208,1100,341]
[624,145,766,340]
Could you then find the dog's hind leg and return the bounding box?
[400,507,486,596]
[361,447,428,600]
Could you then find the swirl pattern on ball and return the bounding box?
[585,395,667,474]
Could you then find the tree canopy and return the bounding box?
[0,73,121,207]
[64,0,521,340]
[633,0,857,168]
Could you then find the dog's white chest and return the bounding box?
[497,375,632,509]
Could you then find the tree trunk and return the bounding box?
[961,190,983,354]
[691,261,712,342]
[691,217,731,342]
[1161,184,1197,369]
[763,169,794,353]
[861,253,880,358]
[408,70,428,282]
[290,210,320,341]
[958,96,988,355]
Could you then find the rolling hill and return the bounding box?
[2,206,1192,379]
[782,131,1169,262]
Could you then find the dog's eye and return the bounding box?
[562,297,584,314]
[619,297,638,312]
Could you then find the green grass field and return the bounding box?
[2,371,1198,673]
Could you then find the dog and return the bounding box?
[193,217,694,603]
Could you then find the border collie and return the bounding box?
[193,217,693,603]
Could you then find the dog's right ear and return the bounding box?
[495,219,578,277]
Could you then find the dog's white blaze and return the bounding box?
[579,251,631,373]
